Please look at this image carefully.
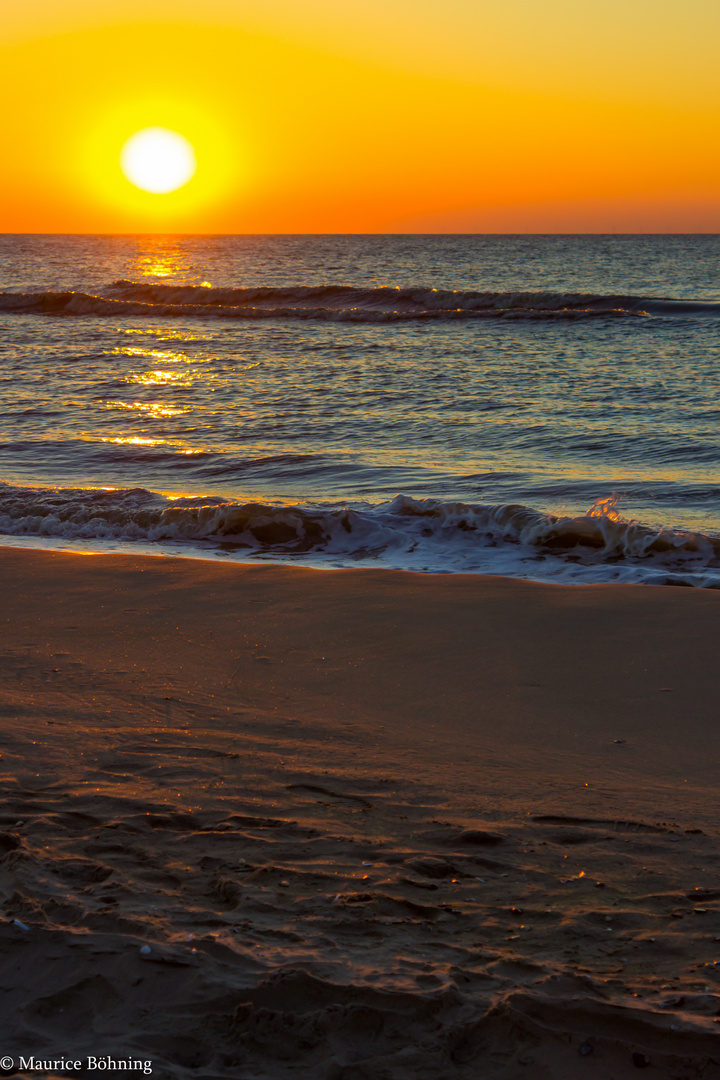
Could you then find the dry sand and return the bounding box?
[2,547,720,1078]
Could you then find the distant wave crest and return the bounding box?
[1,282,717,322]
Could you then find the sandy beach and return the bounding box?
[2,546,720,1078]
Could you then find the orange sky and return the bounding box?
[1,0,718,232]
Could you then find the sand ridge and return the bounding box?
[2,548,720,1078]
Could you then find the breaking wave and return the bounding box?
[1,283,718,323]
[1,484,719,586]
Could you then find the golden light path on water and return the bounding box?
[101,236,259,451]
[107,241,218,441]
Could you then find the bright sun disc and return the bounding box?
[120,128,196,193]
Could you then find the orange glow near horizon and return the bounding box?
[0,5,718,233]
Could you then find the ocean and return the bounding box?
[1,232,719,585]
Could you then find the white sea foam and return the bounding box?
[0,484,718,586]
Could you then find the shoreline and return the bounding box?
[2,531,720,592]
[2,546,720,1076]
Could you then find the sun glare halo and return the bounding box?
[120,128,196,193]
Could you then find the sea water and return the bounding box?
[1,233,719,584]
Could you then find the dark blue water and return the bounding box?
[1,234,719,583]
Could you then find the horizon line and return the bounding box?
[2,231,719,238]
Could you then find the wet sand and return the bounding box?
[2,547,720,1078]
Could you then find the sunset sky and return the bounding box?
[2,0,718,233]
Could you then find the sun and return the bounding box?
[120,128,196,193]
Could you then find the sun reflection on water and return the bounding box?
[133,370,194,386]
[586,493,626,522]
[96,318,254,456]
[126,237,211,285]
[102,436,165,446]
[113,346,211,364]
[100,436,203,454]
[105,400,188,419]
[116,328,215,342]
